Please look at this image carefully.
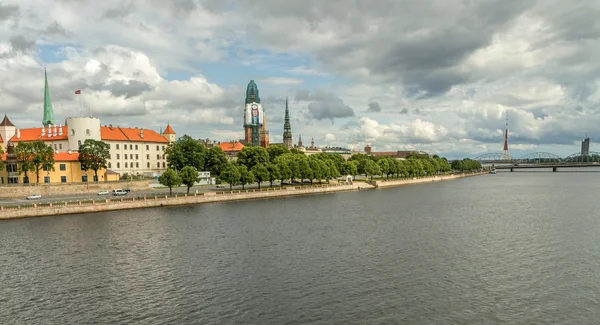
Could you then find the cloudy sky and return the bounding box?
[1,0,600,158]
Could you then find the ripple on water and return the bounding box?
[2,173,600,324]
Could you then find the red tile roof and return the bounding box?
[162,124,175,134]
[218,141,245,152]
[10,126,68,143]
[100,126,168,143]
[54,151,80,161]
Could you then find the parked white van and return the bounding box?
[112,189,128,196]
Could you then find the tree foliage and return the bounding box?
[78,139,110,182]
[179,166,198,194]
[165,135,206,171]
[219,163,241,191]
[14,141,55,183]
[451,158,482,171]
[158,168,182,195]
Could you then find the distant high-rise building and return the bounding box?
[581,137,590,156]
[243,80,269,147]
[283,96,293,149]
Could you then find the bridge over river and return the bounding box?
[473,152,600,172]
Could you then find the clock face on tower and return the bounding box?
[251,104,258,110]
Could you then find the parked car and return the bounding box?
[97,190,109,195]
[112,189,128,196]
[122,188,131,193]
[26,194,42,200]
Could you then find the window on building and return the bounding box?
[108,162,112,168]
[23,176,29,184]
[0,176,3,184]
[59,144,62,149]
[136,162,139,168]
[147,162,150,168]
[59,164,66,171]
[108,154,111,159]
[162,162,165,168]
[117,162,120,168]
[156,145,159,150]
[135,145,138,150]
[162,146,165,151]
[107,144,111,149]
[116,144,120,149]
[157,162,160,168]
[93,175,98,182]
[146,145,149,150]
[136,154,139,159]
[162,154,165,159]
[125,162,128,168]
[82,175,88,182]
[61,176,67,183]
[117,154,120,159]
[8,176,18,184]
[86,129,90,135]
[54,144,57,150]
[146,154,150,159]
[71,129,75,136]
[44,176,50,184]
[129,144,132,150]
[157,154,160,159]
[124,144,127,150]
[7,164,17,172]
[43,166,49,171]
[78,140,82,147]
[125,154,128,159]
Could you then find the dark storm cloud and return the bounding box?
[103,1,135,20]
[106,80,154,99]
[367,101,381,112]
[43,21,70,36]
[233,0,530,97]
[399,108,409,114]
[307,97,354,121]
[9,35,35,53]
[0,3,18,21]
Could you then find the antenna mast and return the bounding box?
[500,110,510,160]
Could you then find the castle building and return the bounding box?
[0,68,176,181]
[283,96,293,149]
[243,80,269,147]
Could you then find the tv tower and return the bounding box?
[500,110,510,160]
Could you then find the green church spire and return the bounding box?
[245,80,260,104]
[42,68,56,127]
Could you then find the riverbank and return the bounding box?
[0,172,486,220]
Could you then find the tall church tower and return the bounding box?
[42,68,56,127]
[243,80,269,147]
[283,96,292,149]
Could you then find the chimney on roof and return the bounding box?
[109,124,113,129]
[68,149,72,155]
[58,124,63,136]
[140,128,144,138]
[16,129,20,138]
[54,125,58,136]
[41,127,46,137]
[55,150,58,154]
[49,126,53,137]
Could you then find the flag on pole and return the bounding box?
[75,90,81,94]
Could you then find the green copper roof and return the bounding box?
[42,68,56,127]
[283,96,292,139]
[245,80,260,104]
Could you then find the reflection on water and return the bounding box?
[1,172,600,324]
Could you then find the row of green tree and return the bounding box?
[159,136,481,191]
[450,158,482,171]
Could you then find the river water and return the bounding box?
[1,171,600,324]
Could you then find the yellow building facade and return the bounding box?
[1,149,117,185]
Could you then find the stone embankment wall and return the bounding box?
[0,183,369,220]
[373,171,486,188]
[0,180,152,198]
